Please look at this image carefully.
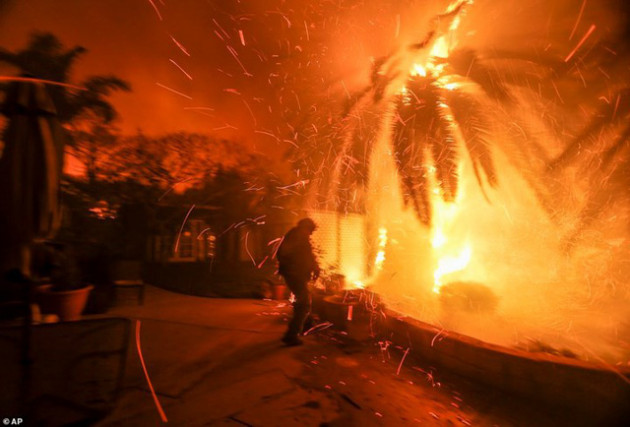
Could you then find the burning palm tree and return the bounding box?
[317,0,565,225]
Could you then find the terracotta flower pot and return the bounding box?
[273,283,288,300]
[324,274,346,295]
[36,284,94,322]
[320,295,373,341]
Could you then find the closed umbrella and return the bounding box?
[0,79,65,413]
[0,79,65,275]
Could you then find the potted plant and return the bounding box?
[269,279,288,300]
[34,242,93,321]
[320,271,346,295]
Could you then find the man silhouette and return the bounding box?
[276,218,320,346]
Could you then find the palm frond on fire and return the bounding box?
[298,0,571,225]
[334,48,556,224]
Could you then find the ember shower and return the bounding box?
[304,0,630,363]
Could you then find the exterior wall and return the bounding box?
[146,216,289,297]
[307,210,367,284]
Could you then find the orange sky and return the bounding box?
[4,0,623,165]
[0,0,403,165]
[1,1,252,136]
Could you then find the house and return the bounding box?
[143,203,291,297]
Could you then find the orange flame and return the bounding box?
[401,0,469,93]
[430,188,473,293]
[374,227,388,271]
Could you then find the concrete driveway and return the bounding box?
[96,286,586,426]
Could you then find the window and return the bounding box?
[206,233,216,258]
[170,219,207,262]
[179,230,194,258]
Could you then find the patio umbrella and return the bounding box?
[0,79,65,275]
[0,79,65,413]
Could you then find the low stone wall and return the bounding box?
[312,294,630,424]
[385,312,630,424]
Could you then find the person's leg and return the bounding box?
[283,276,311,344]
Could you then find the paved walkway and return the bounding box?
[95,286,574,426]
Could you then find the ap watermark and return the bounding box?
[2,419,23,425]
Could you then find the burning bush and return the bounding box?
[438,281,498,313]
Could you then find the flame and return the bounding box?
[430,176,472,294]
[342,227,388,290]
[442,81,458,91]
[402,0,469,92]
[433,246,472,294]
[365,0,630,363]
[430,36,450,60]
[410,64,427,77]
[353,280,366,289]
[374,227,388,271]
[361,0,474,294]
[399,0,472,293]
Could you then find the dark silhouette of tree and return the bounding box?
[0,32,131,188]
[105,132,260,189]
[0,32,130,125]
[69,114,118,185]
